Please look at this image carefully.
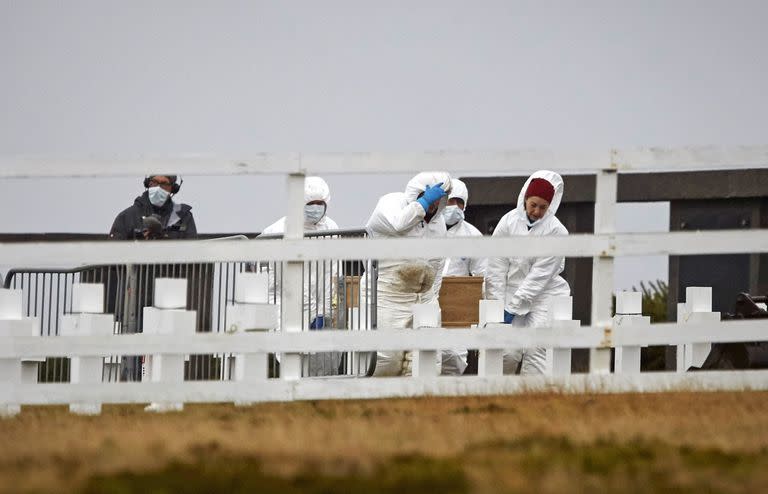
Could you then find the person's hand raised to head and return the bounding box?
[416,182,447,212]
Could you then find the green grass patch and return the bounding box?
[80,455,468,494]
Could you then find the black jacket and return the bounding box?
[109,192,197,240]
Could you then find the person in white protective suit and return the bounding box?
[485,170,571,375]
[442,178,487,278]
[259,176,339,329]
[365,172,466,376]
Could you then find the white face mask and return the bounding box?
[442,205,464,226]
[148,186,170,207]
[304,204,326,224]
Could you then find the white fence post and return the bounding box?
[412,304,441,377]
[545,296,579,376]
[478,300,504,376]
[677,287,719,372]
[590,165,617,374]
[281,173,305,380]
[613,291,650,374]
[0,289,38,417]
[227,272,277,405]
[62,284,114,415]
[143,278,196,412]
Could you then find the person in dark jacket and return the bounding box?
[106,175,203,383]
[109,175,197,240]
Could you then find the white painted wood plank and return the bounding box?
[2,146,767,178]
[0,319,763,358]
[4,370,768,406]
[1,230,766,267]
[590,169,617,374]
[281,174,306,379]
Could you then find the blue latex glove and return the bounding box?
[309,315,325,330]
[504,310,516,324]
[416,182,446,213]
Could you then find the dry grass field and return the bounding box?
[1,392,767,493]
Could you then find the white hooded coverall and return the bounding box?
[440,178,488,375]
[484,170,571,375]
[365,172,464,376]
[260,176,339,329]
[443,178,487,278]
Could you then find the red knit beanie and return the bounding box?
[525,178,555,203]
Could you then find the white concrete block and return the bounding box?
[615,291,642,315]
[234,353,268,382]
[0,358,22,417]
[280,354,302,380]
[225,303,278,332]
[676,344,686,373]
[0,358,21,384]
[63,312,113,416]
[682,311,719,369]
[154,278,188,309]
[683,311,721,325]
[234,272,269,304]
[412,350,439,377]
[142,307,197,336]
[547,296,573,321]
[70,357,104,384]
[478,349,503,376]
[412,304,441,329]
[141,305,196,411]
[0,289,23,320]
[233,353,269,407]
[72,284,104,314]
[685,287,712,313]
[151,355,185,383]
[21,361,38,384]
[548,319,579,375]
[615,346,641,374]
[613,314,650,374]
[0,319,38,337]
[551,349,572,376]
[590,349,612,375]
[479,300,504,327]
[60,313,115,337]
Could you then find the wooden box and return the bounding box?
[438,276,484,328]
[345,276,363,308]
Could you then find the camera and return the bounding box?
[132,215,166,240]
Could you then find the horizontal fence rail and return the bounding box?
[2,319,767,358]
[0,230,767,267]
[2,146,768,178]
[5,371,768,407]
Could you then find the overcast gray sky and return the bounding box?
[1,0,766,288]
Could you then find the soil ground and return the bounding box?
[1,392,767,493]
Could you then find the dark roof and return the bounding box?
[461,169,768,205]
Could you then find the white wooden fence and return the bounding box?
[1,146,768,415]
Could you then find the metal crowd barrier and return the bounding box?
[2,228,378,383]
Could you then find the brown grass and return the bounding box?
[1,392,767,493]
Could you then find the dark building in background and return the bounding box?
[462,169,768,369]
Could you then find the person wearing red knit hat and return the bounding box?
[484,170,571,375]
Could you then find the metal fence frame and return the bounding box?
[3,229,378,382]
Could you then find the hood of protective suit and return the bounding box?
[448,178,469,204]
[305,176,331,203]
[516,170,564,222]
[404,172,452,213]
